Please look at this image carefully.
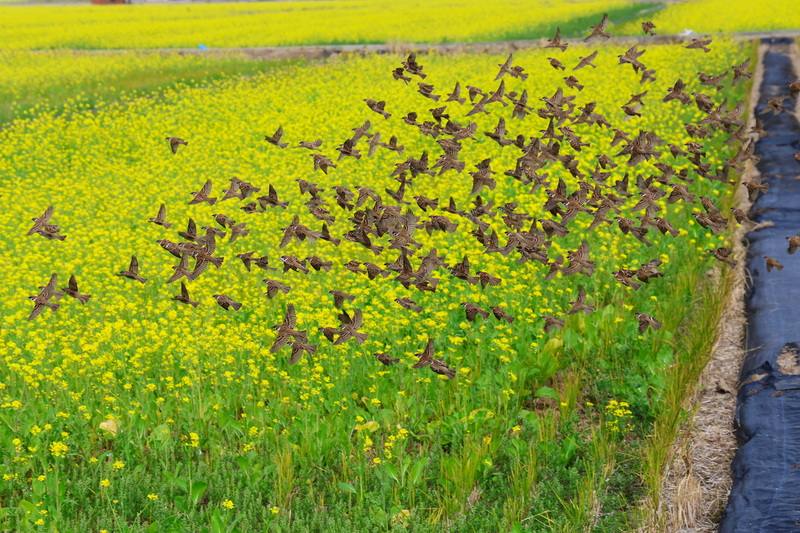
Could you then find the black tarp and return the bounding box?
[721,38,800,532]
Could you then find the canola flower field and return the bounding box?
[0,0,798,52]
[619,0,800,35]
[0,0,640,50]
[0,35,751,531]
[0,51,287,123]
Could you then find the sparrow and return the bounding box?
[636,313,662,332]
[764,256,784,272]
[148,203,171,228]
[173,282,199,307]
[61,275,90,303]
[166,136,187,154]
[213,294,242,311]
[787,234,800,254]
[117,256,146,283]
[28,274,61,320]
[265,126,288,148]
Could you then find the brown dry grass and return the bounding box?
[650,43,767,533]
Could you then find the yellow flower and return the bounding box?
[100,479,110,488]
[49,441,68,458]
[112,460,125,470]
[222,499,235,510]
[270,506,279,515]
[147,493,159,501]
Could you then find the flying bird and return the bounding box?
[166,137,187,154]
[117,256,146,283]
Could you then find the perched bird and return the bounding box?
[636,313,662,332]
[709,247,736,267]
[117,256,146,283]
[166,137,187,154]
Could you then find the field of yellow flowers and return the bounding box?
[0,51,290,123]
[0,0,644,49]
[0,35,751,531]
[0,0,798,51]
[619,0,800,35]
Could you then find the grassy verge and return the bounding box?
[632,44,757,529]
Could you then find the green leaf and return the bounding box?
[337,482,357,494]
[383,463,399,483]
[191,481,208,505]
[150,423,172,446]
[535,386,559,401]
[210,509,225,533]
[18,499,37,516]
[410,458,427,486]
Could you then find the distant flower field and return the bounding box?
[0,38,751,531]
[620,0,800,35]
[0,50,286,122]
[0,0,797,52]
[0,0,638,49]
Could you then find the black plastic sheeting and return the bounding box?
[721,38,800,532]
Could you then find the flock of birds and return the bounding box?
[25,16,795,378]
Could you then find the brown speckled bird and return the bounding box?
[117,256,146,283]
[764,256,784,272]
[166,136,187,154]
